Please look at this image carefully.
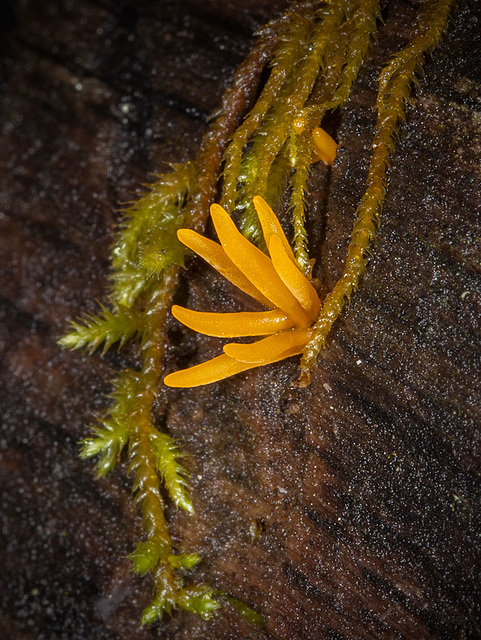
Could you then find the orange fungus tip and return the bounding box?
[164,196,321,387]
[312,127,338,165]
[292,116,308,133]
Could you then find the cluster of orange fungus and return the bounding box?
[163,196,322,387]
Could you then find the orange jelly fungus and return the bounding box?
[163,196,323,388]
[292,120,338,166]
[312,127,338,165]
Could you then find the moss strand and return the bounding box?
[300,0,455,383]
[222,7,316,213]
[185,33,278,233]
[240,2,349,241]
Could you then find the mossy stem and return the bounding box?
[300,0,455,384]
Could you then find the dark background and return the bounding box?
[1,1,480,638]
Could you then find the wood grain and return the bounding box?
[0,1,479,638]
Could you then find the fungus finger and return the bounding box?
[268,234,320,322]
[177,229,272,308]
[210,204,311,328]
[163,354,262,387]
[312,127,338,165]
[223,328,311,364]
[172,305,294,337]
[252,196,296,264]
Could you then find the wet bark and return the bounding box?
[0,1,480,639]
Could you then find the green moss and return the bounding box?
[60,0,454,625]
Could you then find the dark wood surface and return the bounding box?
[1,1,480,638]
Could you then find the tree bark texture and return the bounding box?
[0,1,480,639]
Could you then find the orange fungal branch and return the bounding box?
[164,127,338,387]
[164,197,320,387]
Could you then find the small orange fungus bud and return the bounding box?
[312,127,338,165]
[292,116,308,134]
